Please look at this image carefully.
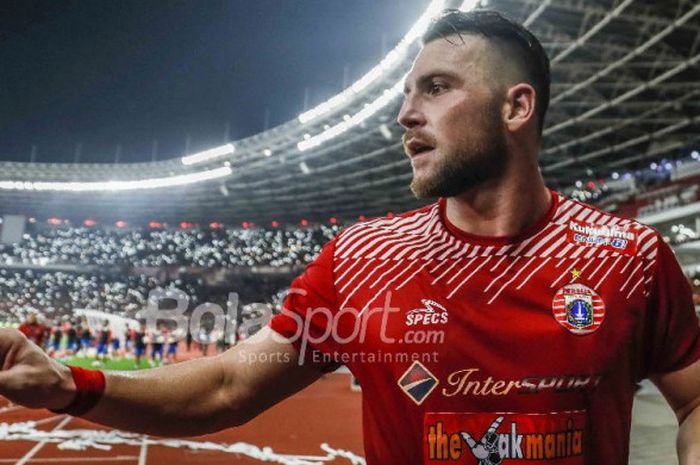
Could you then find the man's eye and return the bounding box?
[429,83,448,94]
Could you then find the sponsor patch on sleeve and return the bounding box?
[566,220,637,255]
[424,411,586,464]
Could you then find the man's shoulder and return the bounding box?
[337,203,439,241]
[334,202,440,258]
[557,193,660,260]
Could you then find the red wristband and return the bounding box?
[50,365,106,416]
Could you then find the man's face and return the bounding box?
[398,34,509,198]
[26,313,36,325]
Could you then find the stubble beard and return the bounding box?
[409,108,508,199]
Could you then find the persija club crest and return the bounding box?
[552,283,605,335]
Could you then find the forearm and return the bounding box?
[678,406,700,465]
[1,327,319,438]
[79,355,246,436]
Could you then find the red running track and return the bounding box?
[0,372,364,465]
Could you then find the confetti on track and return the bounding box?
[0,373,364,465]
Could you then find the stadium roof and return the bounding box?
[1,0,699,224]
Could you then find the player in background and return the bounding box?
[124,324,134,355]
[78,320,92,357]
[198,327,211,357]
[18,312,45,349]
[185,329,193,353]
[133,321,148,369]
[95,320,111,362]
[65,320,79,355]
[215,330,227,354]
[110,324,123,360]
[165,327,180,364]
[149,323,166,367]
[48,320,62,357]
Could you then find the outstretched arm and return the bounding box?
[653,358,700,465]
[0,326,323,437]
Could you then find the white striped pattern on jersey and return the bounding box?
[331,194,660,310]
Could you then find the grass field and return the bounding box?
[57,356,160,371]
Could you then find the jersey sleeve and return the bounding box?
[269,238,343,369]
[640,237,700,378]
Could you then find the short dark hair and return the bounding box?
[422,9,550,136]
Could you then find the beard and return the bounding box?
[408,106,508,199]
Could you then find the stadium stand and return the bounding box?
[0,267,291,324]
[0,223,339,268]
[1,1,700,463]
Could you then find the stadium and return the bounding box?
[1,0,700,464]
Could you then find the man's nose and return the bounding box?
[397,97,426,129]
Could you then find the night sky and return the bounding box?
[0,0,428,164]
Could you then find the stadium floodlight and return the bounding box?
[298,80,404,151]
[296,0,478,150]
[0,166,232,192]
[181,143,235,165]
[297,0,452,124]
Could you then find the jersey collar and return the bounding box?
[438,189,560,247]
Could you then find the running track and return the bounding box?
[0,373,364,465]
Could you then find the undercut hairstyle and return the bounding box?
[422,9,551,136]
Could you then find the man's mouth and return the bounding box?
[406,139,435,158]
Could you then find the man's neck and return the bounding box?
[445,175,551,239]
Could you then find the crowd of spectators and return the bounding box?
[0,268,292,325]
[1,212,698,324]
[0,222,343,323]
[0,223,340,268]
[665,224,700,246]
[637,184,699,217]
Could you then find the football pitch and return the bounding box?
[57,356,160,371]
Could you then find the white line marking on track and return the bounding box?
[0,422,366,465]
[137,438,148,465]
[34,416,67,426]
[14,416,72,465]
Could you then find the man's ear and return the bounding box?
[502,83,536,133]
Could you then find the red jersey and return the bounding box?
[270,191,700,465]
[18,322,45,347]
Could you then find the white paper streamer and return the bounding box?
[0,421,365,465]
